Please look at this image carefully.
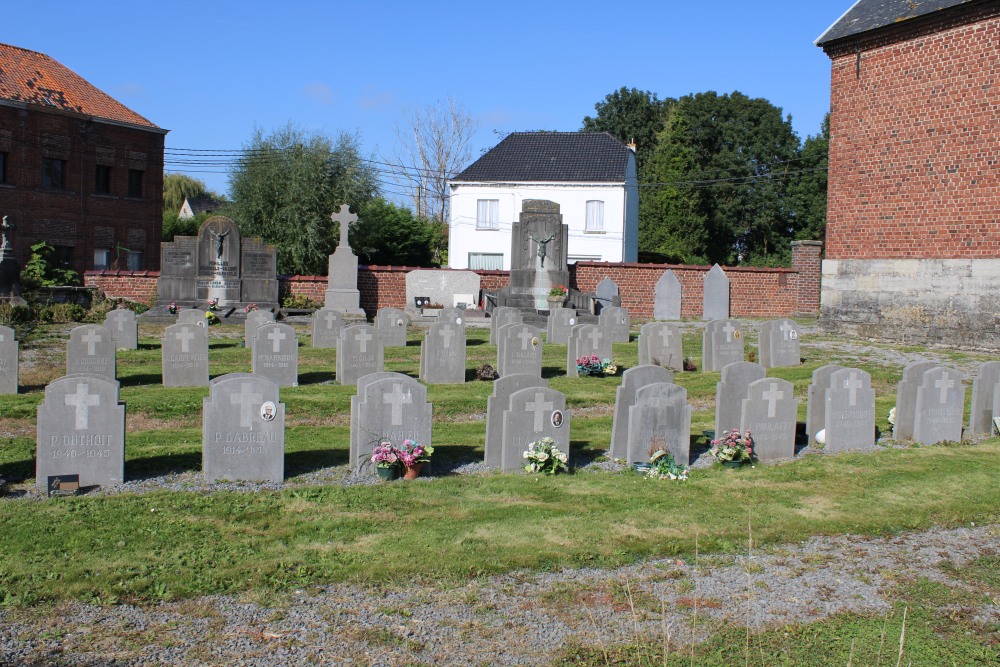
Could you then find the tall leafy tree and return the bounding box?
[227,124,379,275]
[162,174,223,241]
[582,87,671,170]
[351,198,438,267]
[787,114,829,244]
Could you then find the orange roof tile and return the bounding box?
[0,42,160,129]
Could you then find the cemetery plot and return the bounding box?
[349,373,432,470]
[202,373,285,482]
[375,307,409,347]
[419,320,467,384]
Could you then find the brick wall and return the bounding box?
[84,270,160,304]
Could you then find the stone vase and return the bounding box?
[546,296,566,311]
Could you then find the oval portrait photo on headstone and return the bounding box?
[734,330,742,339]
[551,410,564,428]
[790,330,799,340]
[260,401,276,421]
[532,337,540,347]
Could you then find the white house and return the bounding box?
[447,132,639,270]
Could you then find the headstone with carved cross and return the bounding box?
[609,365,675,460]
[892,361,940,441]
[566,324,613,377]
[968,361,1000,436]
[349,372,432,471]
[638,321,683,371]
[202,373,284,482]
[759,319,801,369]
[0,324,17,394]
[36,374,125,489]
[805,364,844,445]
[740,377,798,461]
[500,386,569,472]
[824,368,876,452]
[913,366,965,445]
[419,319,466,384]
[252,322,298,387]
[311,308,344,349]
[546,308,578,346]
[337,324,384,386]
[244,309,275,352]
[702,319,745,372]
[324,205,365,315]
[627,382,692,465]
[104,309,138,351]
[161,322,209,387]
[375,307,409,347]
[599,306,631,344]
[496,323,543,377]
[490,307,523,345]
[484,374,548,468]
[715,361,767,439]
[66,324,116,379]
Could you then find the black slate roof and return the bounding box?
[816,0,978,45]
[452,132,630,183]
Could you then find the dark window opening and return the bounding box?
[95,165,112,194]
[42,158,66,189]
[52,245,74,271]
[0,152,7,183]
[127,169,143,197]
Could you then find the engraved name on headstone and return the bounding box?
[599,306,630,344]
[67,324,116,379]
[497,323,543,378]
[311,308,344,349]
[715,361,767,439]
[252,322,299,387]
[349,373,432,470]
[702,319,745,372]
[824,368,876,452]
[913,366,965,445]
[161,322,209,387]
[627,383,692,465]
[740,377,797,461]
[336,324,384,386]
[202,373,284,482]
[546,308,577,346]
[566,324,613,377]
[419,319,466,384]
[609,365,675,460]
[638,321,683,371]
[375,307,409,347]
[500,387,569,472]
[104,309,138,351]
[484,374,548,468]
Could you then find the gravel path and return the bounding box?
[1,524,996,666]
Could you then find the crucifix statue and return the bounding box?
[530,233,556,268]
[208,228,230,260]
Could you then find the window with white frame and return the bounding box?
[585,200,604,232]
[468,252,503,270]
[476,199,499,229]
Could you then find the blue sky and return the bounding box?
[6,1,844,200]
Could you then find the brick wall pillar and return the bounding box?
[791,240,823,315]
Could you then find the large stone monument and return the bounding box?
[502,200,570,311]
[324,205,365,316]
[158,216,278,309]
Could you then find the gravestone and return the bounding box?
[161,322,210,387]
[968,361,1000,436]
[638,322,683,371]
[252,322,299,387]
[436,307,467,328]
[196,216,242,306]
[599,306,630,344]
[240,235,280,306]
[104,309,138,351]
[913,366,965,445]
[36,374,125,490]
[740,377,798,461]
[702,264,730,321]
[702,319,745,372]
[157,235,198,304]
[375,307,409,347]
[484,374,548,468]
[324,205,365,316]
[419,319,466,384]
[349,373,432,470]
[0,324,17,394]
[505,200,570,310]
[496,323,543,377]
[759,319,801,368]
[627,383,692,465]
[892,361,939,441]
[500,387,569,472]
[66,324,116,379]
[715,361,767,438]
[824,368,876,452]
[244,309,275,352]
[490,307,523,345]
[202,373,284,482]
[805,364,844,445]
[566,324,613,378]
[178,309,208,326]
[609,365,675,459]
[311,308,344,349]
[405,270,481,315]
[653,270,682,321]
[546,308,578,346]
[594,278,620,315]
[336,324,384,386]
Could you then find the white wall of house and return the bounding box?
[447,182,628,270]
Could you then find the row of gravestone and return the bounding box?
[593,265,731,321]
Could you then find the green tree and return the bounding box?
[787,114,829,244]
[226,124,379,275]
[581,87,671,169]
[351,198,438,267]
[163,173,212,216]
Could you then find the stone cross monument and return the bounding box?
[324,205,365,316]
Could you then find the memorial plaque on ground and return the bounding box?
[349,373,432,470]
[405,270,481,316]
[638,322,683,371]
[244,310,275,352]
[311,308,344,349]
[609,365,675,459]
[202,373,285,482]
[161,322,209,387]
[913,366,965,445]
[969,361,1000,436]
[0,324,17,394]
[337,324,384,386]
[627,383,692,465]
[594,278,620,315]
[702,319,745,372]
[715,361,766,438]
[484,374,548,468]
[805,364,844,445]
[599,306,630,344]
[566,324,613,378]
[653,269,682,321]
[419,319,466,384]
[252,322,298,387]
[66,325,116,379]
[740,377,797,461]
[36,374,125,489]
[892,361,939,440]
[702,264,730,321]
[375,307,409,347]
[178,309,208,326]
[104,309,138,351]
[500,387,569,472]
[490,307,523,345]
[824,368,876,452]
[496,323,543,377]
[759,319,801,368]
[546,308,577,346]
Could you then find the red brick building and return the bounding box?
[0,43,167,277]
[817,0,1000,348]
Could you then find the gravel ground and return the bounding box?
[1,524,996,666]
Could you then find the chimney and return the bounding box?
[627,138,637,153]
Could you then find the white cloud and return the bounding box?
[303,83,337,107]
[358,85,393,110]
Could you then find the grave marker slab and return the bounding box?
[0,324,17,394]
[599,306,630,344]
[244,310,275,352]
[178,309,209,326]
[969,361,1000,436]
[67,325,116,379]
[497,323,543,377]
[702,264,730,321]
[436,307,468,329]
[104,309,138,350]
[824,368,876,452]
[500,387,569,472]
[702,319,745,372]
[337,324,384,386]
[375,307,409,347]
[653,270,682,321]
[627,383,692,465]
[760,319,801,368]
[566,324,613,377]
[252,322,299,387]
[162,322,210,387]
[36,374,125,489]
[490,307,523,344]
[325,206,365,315]
[202,373,284,482]
[913,366,965,445]
[715,361,767,438]
[311,308,344,349]
[419,319,466,384]
[893,361,939,441]
[805,364,844,445]
[349,373,432,470]
[638,322,683,371]
[609,365,675,459]
[740,377,798,461]
[546,308,578,346]
[405,270,481,316]
[594,278,620,315]
[484,374,548,468]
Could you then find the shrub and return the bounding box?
[0,302,33,325]
[283,294,322,309]
[39,303,86,323]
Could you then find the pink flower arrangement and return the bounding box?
[244,303,258,314]
[370,439,434,470]
[370,441,399,469]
